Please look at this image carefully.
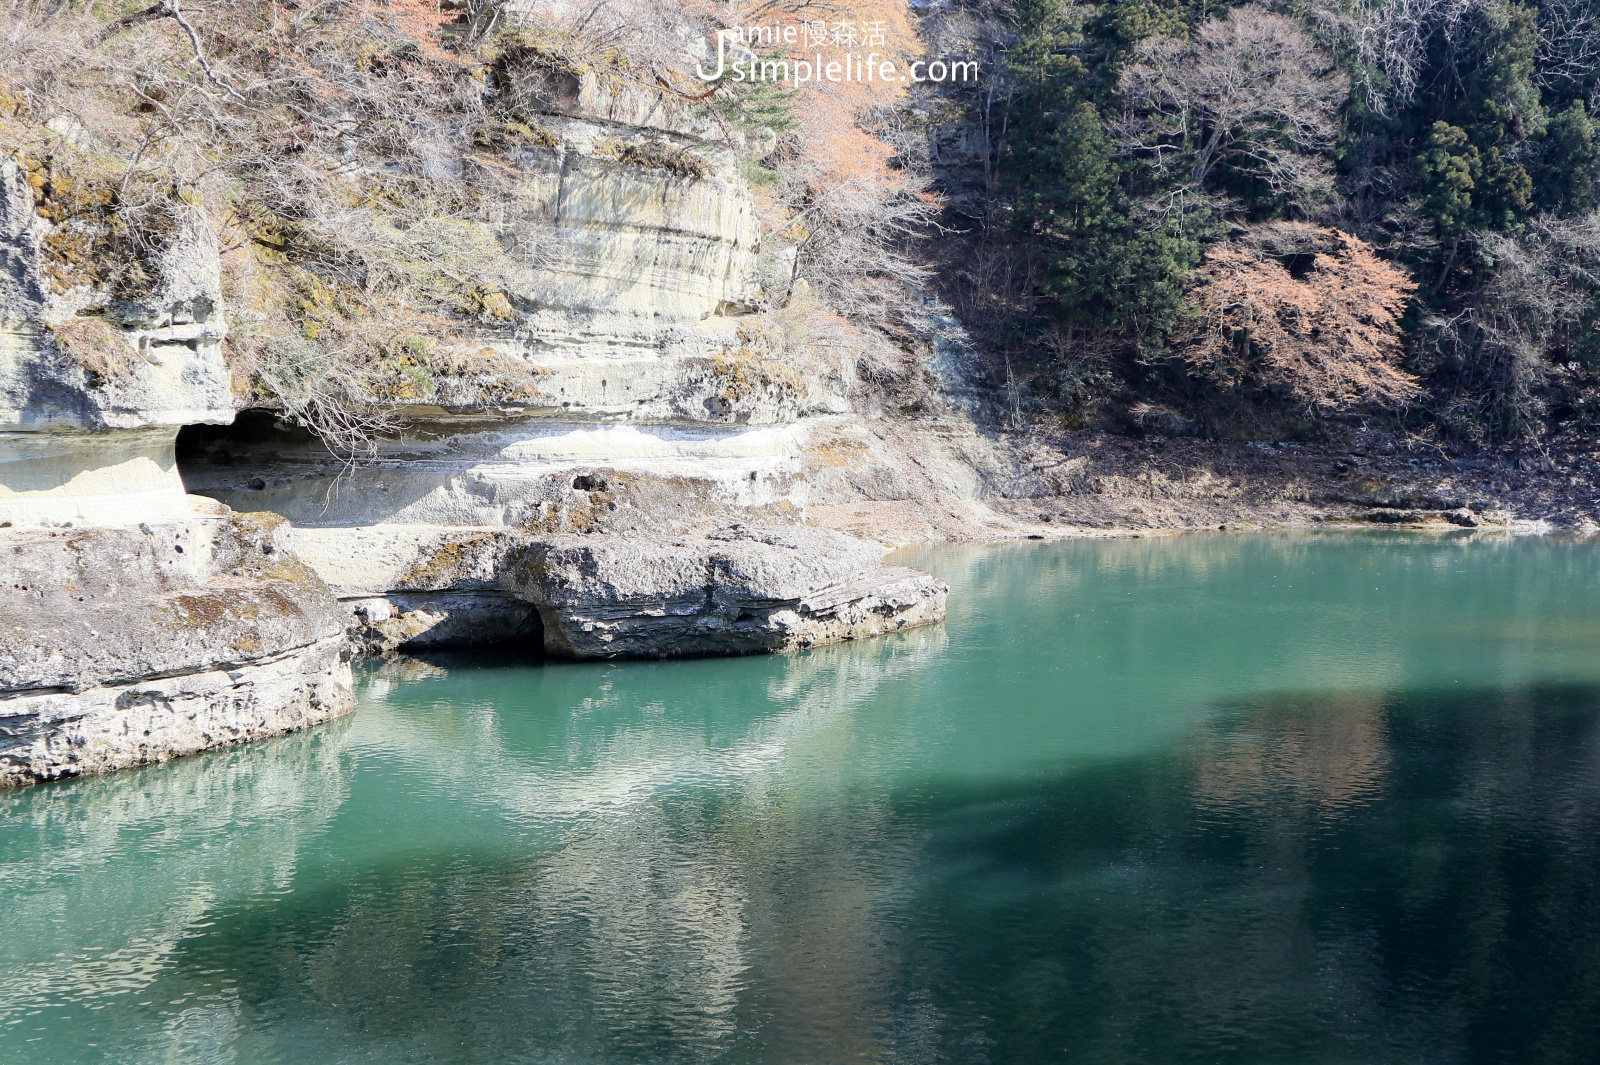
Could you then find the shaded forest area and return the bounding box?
[942,0,1600,450]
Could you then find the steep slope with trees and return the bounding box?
[8,0,1600,553]
[933,0,1600,454]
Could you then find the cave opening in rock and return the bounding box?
[176,410,548,659]
[176,410,328,510]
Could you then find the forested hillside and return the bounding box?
[949,0,1600,447]
[7,0,1600,459]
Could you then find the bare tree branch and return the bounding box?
[1115,8,1347,213]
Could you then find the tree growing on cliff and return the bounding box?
[1176,223,1420,414]
[1414,211,1600,439]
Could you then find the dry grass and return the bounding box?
[48,317,134,386]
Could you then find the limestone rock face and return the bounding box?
[290,524,541,654]
[0,47,979,790]
[501,524,948,659]
[514,147,759,324]
[1,158,234,528]
[0,159,356,791]
[519,67,729,141]
[174,73,853,541]
[183,418,817,530]
[280,521,945,660]
[0,512,354,788]
[0,160,232,433]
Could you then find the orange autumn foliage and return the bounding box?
[1179,223,1420,413]
[252,0,462,102]
[788,0,919,196]
[355,0,457,44]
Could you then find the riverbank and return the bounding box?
[812,426,1600,546]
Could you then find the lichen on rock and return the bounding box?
[0,512,354,789]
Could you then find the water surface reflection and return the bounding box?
[4,533,1600,1063]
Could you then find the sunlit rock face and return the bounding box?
[0,58,951,759]
[184,418,813,529]
[173,65,1005,560]
[0,428,192,528]
[0,512,353,789]
[0,162,354,788]
[492,105,778,424]
[180,74,839,542]
[272,519,950,661]
[502,524,950,659]
[515,141,761,323]
[0,158,233,528]
[172,72,951,654]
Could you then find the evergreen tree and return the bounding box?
[1534,101,1600,215]
[1003,0,1202,339]
[1408,1,1543,233]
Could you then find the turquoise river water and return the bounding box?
[6,532,1600,1063]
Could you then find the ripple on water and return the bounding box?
[4,533,1600,1063]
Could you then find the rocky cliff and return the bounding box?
[0,153,359,787]
[12,1,1575,787]
[0,41,972,786]
[0,512,352,788]
[169,69,971,661]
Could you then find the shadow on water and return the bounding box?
[6,534,1600,1063]
[10,680,1600,1064]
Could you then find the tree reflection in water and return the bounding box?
[5,534,1600,1063]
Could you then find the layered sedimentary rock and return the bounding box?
[287,521,946,660]
[502,524,948,659]
[183,416,816,530]
[0,511,352,788]
[172,72,959,656]
[290,524,541,654]
[177,111,839,533]
[0,157,236,527]
[1,53,961,792]
[279,515,950,661]
[0,160,354,788]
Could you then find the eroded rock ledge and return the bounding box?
[502,524,949,659]
[0,512,354,788]
[286,521,948,660]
